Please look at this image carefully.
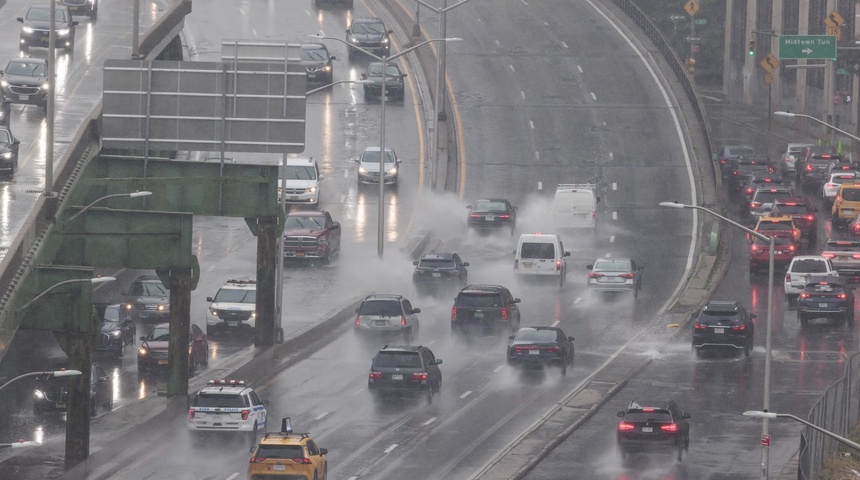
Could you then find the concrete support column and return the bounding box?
[771,0,783,106]
[64,332,92,470]
[166,268,191,397]
[724,0,733,97]
[255,217,277,348]
[743,0,758,105]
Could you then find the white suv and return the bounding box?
[206,279,256,336]
[187,379,268,443]
[279,156,323,206]
[784,256,838,301]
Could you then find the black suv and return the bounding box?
[616,400,691,463]
[412,252,469,295]
[18,5,78,53]
[361,61,407,101]
[450,284,521,336]
[346,17,392,58]
[691,301,755,357]
[0,58,49,113]
[728,155,775,194]
[368,345,442,404]
[796,146,842,189]
[121,275,170,322]
[507,326,574,375]
[798,277,855,329]
[33,363,113,417]
[0,127,20,179]
[59,0,98,19]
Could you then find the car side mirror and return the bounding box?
[434,358,443,365]
[361,73,367,80]
[387,29,394,34]
[396,158,402,164]
[412,308,421,314]
[13,140,19,145]
[72,21,79,26]
[568,336,575,341]
[413,260,419,266]
[513,298,521,303]
[466,205,472,210]
[250,446,256,453]
[139,336,146,341]
[329,55,337,61]
[402,73,408,78]
[206,297,213,302]
[261,400,269,406]
[16,17,22,23]
[353,157,360,163]
[750,313,758,319]
[617,411,625,417]
[586,264,593,269]
[318,175,325,181]
[682,413,691,419]
[512,249,516,254]
[509,335,515,340]
[355,308,360,313]
[463,262,470,266]
[639,266,645,271]
[564,251,570,257]
[331,222,340,230]
[320,448,328,455]
[596,197,601,203]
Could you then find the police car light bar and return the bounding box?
[208,379,246,385]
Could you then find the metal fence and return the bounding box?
[798,351,860,480]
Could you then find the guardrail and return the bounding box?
[607,0,716,182]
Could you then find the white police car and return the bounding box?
[187,380,268,443]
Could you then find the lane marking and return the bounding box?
[477,18,484,25]
[423,417,437,426]
[521,0,529,5]
[535,151,540,160]
[609,152,614,160]
[612,182,617,190]
[226,474,240,480]
[495,39,500,46]
[509,64,516,73]
[460,390,473,399]
[561,41,568,49]
[577,65,583,73]
[494,365,504,373]
[354,387,364,395]
[529,120,535,129]
[538,181,543,190]
[574,297,581,304]
[551,320,560,327]
[520,91,526,99]
[610,235,615,243]
[605,253,611,257]
[590,92,597,101]
[315,412,329,420]
[384,444,398,453]
[612,211,618,220]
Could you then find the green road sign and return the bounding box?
[778,35,837,60]
[694,19,707,25]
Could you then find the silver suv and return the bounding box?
[354,294,420,342]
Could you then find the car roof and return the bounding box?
[287,210,326,217]
[460,284,507,293]
[419,252,456,260]
[284,156,316,166]
[352,16,384,24]
[516,326,562,334]
[595,257,631,263]
[773,198,811,206]
[752,186,791,194]
[791,255,828,261]
[703,301,741,312]
[363,294,404,301]
[474,198,510,203]
[626,400,676,411]
[757,215,795,222]
[378,344,423,353]
[197,379,253,395]
[362,146,394,153]
[803,277,845,288]
[8,57,47,65]
[837,184,860,191]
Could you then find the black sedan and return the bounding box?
[0,126,19,179]
[412,252,469,295]
[301,42,335,85]
[33,363,113,417]
[798,277,855,329]
[466,198,517,234]
[506,326,574,375]
[361,62,406,101]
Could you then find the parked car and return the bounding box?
[33,363,112,417]
[137,323,209,372]
[506,326,574,375]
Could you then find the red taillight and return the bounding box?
[746,188,754,194]
[241,409,250,420]
[188,409,195,420]
[750,201,762,208]
[720,159,728,164]
[451,307,457,320]
[838,293,848,299]
[826,183,837,188]
[411,372,428,381]
[369,371,382,379]
[800,292,810,299]
[804,215,814,221]
[589,272,603,278]
[731,323,746,331]
[618,422,635,431]
[751,247,763,254]
[290,458,312,465]
[355,315,361,327]
[852,254,860,260]
[619,273,634,279]
[250,457,266,464]
[785,274,791,282]
[469,213,480,218]
[642,408,655,412]
[498,214,510,219]
[789,245,796,252]
[401,316,407,326]
[592,211,597,219]
[501,307,508,320]
[556,260,562,271]
[806,164,815,171]
[821,253,835,259]
[660,423,679,432]
[545,346,560,352]
[694,321,707,330]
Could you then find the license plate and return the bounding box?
[714,328,725,334]
[474,312,484,318]
[820,303,829,307]
[57,403,66,409]
[844,210,854,215]
[19,95,28,101]
[391,374,403,380]
[273,465,286,471]
[374,320,387,326]
[290,196,298,200]
[776,251,783,254]
[529,350,539,355]
[227,321,239,327]
[485,215,494,221]
[522,262,533,268]
[295,252,305,257]
[157,359,168,365]
[432,272,441,277]
[642,426,653,433]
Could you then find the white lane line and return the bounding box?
[612,182,617,190]
[251,29,257,37]
[495,39,500,46]
[605,253,611,257]
[494,365,504,373]
[423,417,437,426]
[384,444,398,454]
[315,412,329,420]
[477,18,484,25]
[561,41,568,49]
[551,320,560,327]
[577,65,583,73]
[609,152,614,160]
[343,169,348,178]
[460,390,473,399]
[509,64,516,73]
[543,21,548,26]
[574,297,581,304]
[612,211,618,220]
[521,0,529,5]
[602,121,607,127]
[535,151,540,160]
[520,91,526,99]
[529,120,535,129]
[538,181,543,190]
[354,387,364,395]
[225,474,240,480]
[610,235,615,243]
[590,92,597,101]
[348,477,358,480]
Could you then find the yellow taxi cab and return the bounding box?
[832,184,860,227]
[754,215,802,244]
[248,417,328,480]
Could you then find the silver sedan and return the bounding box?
[585,258,644,298]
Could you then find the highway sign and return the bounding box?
[761,434,771,447]
[825,10,845,28]
[685,35,701,43]
[778,35,837,60]
[759,53,780,74]
[684,0,699,17]
[669,14,686,21]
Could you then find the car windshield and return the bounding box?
[146,327,170,341]
[624,410,673,422]
[301,48,328,61]
[515,329,557,343]
[456,293,502,308]
[284,165,317,180]
[0,130,11,144]
[830,175,856,184]
[284,216,326,229]
[213,287,256,303]
[772,204,807,215]
[373,351,422,368]
[192,393,248,408]
[418,259,455,269]
[474,200,508,212]
[129,281,168,297]
[5,61,46,76]
[361,150,395,163]
[367,64,401,77]
[520,242,555,259]
[757,221,793,231]
[255,445,304,460]
[792,259,828,273]
[728,147,754,157]
[27,7,68,21]
[593,260,630,272]
[353,22,385,34]
[806,284,843,294]
[841,189,860,201]
[359,300,401,316]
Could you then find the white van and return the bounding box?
[551,184,600,230]
[280,156,323,206]
[513,233,570,285]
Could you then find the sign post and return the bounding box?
[684,0,699,80]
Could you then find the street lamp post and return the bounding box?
[307,34,461,258]
[15,276,116,314]
[773,111,860,143]
[744,410,860,451]
[660,202,775,479]
[63,191,153,224]
[0,369,82,395]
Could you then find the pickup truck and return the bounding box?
[784,255,838,302]
[820,239,860,282]
[282,210,341,264]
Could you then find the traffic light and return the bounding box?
[686,58,696,75]
[748,36,755,56]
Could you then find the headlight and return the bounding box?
[318,239,328,246]
[350,36,358,43]
[56,28,70,36]
[382,37,389,43]
[157,304,166,311]
[251,311,256,319]
[387,166,398,175]
[41,83,49,90]
[34,390,44,399]
[0,80,7,87]
[22,27,34,33]
[305,186,317,194]
[138,346,148,356]
[0,153,11,160]
[110,330,121,337]
[358,166,367,174]
[323,65,332,72]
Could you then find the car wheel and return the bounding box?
[427,386,433,405]
[676,444,684,463]
[106,394,113,412]
[90,395,99,417]
[744,339,752,357]
[249,422,258,448]
[561,356,567,376]
[322,248,332,265]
